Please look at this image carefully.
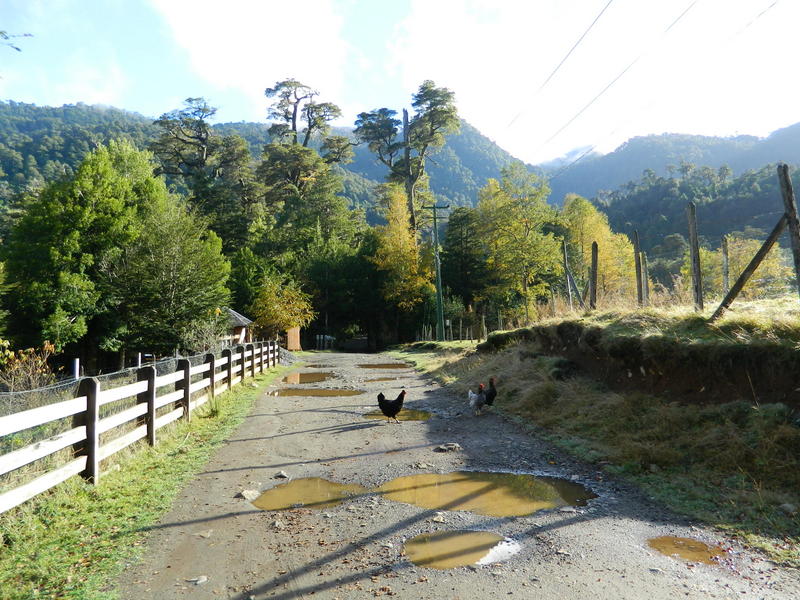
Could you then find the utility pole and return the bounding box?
[423,202,449,341]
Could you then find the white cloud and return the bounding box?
[148,0,350,122]
[53,55,128,107]
[390,0,800,163]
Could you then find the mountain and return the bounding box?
[545,125,800,204]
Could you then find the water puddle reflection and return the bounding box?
[376,471,597,517]
[404,531,520,569]
[358,363,412,369]
[363,409,432,421]
[365,377,397,382]
[308,364,335,368]
[282,372,333,384]
[648,536,725,564]
[251,477,367,511]
[272,388,364,397]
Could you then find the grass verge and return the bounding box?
[391,338,800,567]
[0,365,291,600]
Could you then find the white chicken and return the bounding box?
[468,383,487,416]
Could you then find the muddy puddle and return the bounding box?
[358,363,412,369]
[251,478,367,511]
[648,536,725,564]
[271,388,364,397]
[363,408,432,421]
[365,377,397,382]
[376,471,597,517]
[308,364,335,368]
[404,531,521,569]
[282,372,333,384]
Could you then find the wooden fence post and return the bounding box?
[778,163,800,299]
[222,348,233,390]
[204,353,216,401]
[256,341,264,374]
[136,366,156,446]
[633,230,643,307]
[75,377,100,484]
[246,343,256,379]
[590,241,598,310]
[176,358,191,421]
[710,215,788,321]
[566,269,585,310]
[236,345,246,382]
[562,239,573,310]
[272,340,279,367]
[722,235,730,295]
[641,251,650,306]
[687,202,704,311]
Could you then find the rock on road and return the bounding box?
[117,352,799,599]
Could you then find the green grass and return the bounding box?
[394,333,800,567]
[0,366,291,600]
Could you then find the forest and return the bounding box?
[0,83,797,379]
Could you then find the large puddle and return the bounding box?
[404,531,521,569]
[358,363,412,369]
[272,388,364,397]
[251,478,367,511]
[282,372,333,384]
[375,472,597,517]
[363,409,432,421]
[648,536,725,564]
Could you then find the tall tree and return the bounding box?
[477,162,561,322]
[150,98,262,251]
[3,141,161,355]
[441,206,489,308]
[354,81,459,230]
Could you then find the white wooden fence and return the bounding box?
[0,341,280,515]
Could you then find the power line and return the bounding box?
[508,0,615,128]
[546,0,777,181]
[541,0,700,149]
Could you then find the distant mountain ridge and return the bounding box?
[546,126,800,204]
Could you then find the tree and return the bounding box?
[3,141,157,353]
[477,162,561,322]
[100,194,231,355]
[354,81,459,230]
[248,271,315,339]
[561,194,636,296]
[1,30,32,52]
[441,206,489,308]
[150,98,262,251]
[370,184,433,312]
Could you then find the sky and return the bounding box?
[0,0,797,165]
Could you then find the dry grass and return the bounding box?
[394,336,800,566]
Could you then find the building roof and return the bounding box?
[224,307,253,327]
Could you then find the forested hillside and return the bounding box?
[0,101,520,217]
[547,126,800,204]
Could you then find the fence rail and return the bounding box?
[0,340,280,515]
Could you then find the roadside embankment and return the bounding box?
[393,316,800,566]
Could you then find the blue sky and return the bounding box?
[1,0,798,164]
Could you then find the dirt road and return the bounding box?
[117,352,799,599]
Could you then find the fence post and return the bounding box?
[236,345,246,383]
[136,366,156,446]
[687,202,704,311]
[255,341,263,374]
[633,230,643,307]
[222,348,233,391]
[710,215,788,321]
[176,358,191,421]
[562,239,573,310]
[74,377,100,484]
[590,241,598,310]
[204,353,216,401]
[246,343,255,379]
[722,235,730,295]
[641,251,650,306]
[272,340,278,367]
[778,163,800,299]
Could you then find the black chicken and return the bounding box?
[377,390,406,423]
[485,377,497,407]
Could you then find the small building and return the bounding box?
[224,308,253,345]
